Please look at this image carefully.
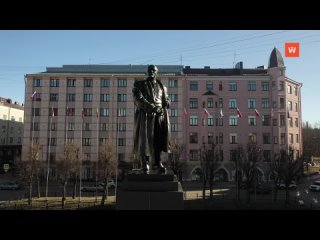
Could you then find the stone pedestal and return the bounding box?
[116,174,184,210]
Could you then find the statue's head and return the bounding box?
[147,65,158,77]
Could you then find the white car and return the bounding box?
[309,181,320,192]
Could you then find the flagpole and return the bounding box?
[45,107,53,200]
[115,109,119,202]
[95,108,99,202]
[79,109,83,202]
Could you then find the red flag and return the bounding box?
[203,108,211,116]
[30,91,36,100]
[219,109,224,118]
[183,108,188,116]
[236,108,242,118]
[254,109,260,118]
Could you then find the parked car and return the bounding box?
[0,182,20,190]
[81,180,115,192]
[309,181,320,192]
[277,181,297,190]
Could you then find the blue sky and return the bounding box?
[0,30,319,126]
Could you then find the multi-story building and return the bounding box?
[22,48,302,181]
[0,97,24,172]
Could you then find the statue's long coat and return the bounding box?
[132,79,171,158]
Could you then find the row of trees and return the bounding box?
[198,143,303,205]
[16,140,117,208]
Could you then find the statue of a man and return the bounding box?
[133,65,171,174]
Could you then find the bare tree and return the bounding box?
[165,142,185,181]
[57,143,79,209]
[237,143,263,205]
[269,153,283,202]
[99,139,116,206]
[16,141,42,205]
[199,143,221,200]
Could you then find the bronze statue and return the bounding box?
[133,65,171,174]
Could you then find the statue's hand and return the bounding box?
[154,106,164,115]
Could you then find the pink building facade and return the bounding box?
[22,48,302,181]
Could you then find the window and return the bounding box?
[288,101,292,110]
[208,133,214,144]
[33,78,42,87]
[274,136,278,144]
[280,98,285,109]
[289,134,293,144]
[190,81,198,91]
[48,138,56,146]
[100,94,110,102]
[171,123,178,132]
[273,119,277,126]
[248,98,256,109]
[168,79,178,88]
[262,115,270,126]
[248,81,256,91]
[279,81,284,91]
[229,99,237,109]
[50,79,59,87]
[281,133,285,144]
[263,150,271,162]
[229,82,237,91]
[118,138,126,146]
[288,117,293,127]
[99,138,108,146]
[190,150,199,161]
[296,134,299,143]
[206,81,213,91]
[100,123,108,131]
[66,108,75,116]
[67,79,76,87]
[287,85,292,94]
[280,115,285,126]
[84,94,93,102]
[66,94,75,102]
[170,109,178,117]
[262,98,269,109]
[101,79,110,87]
[229,133,238,144]
[83,108,92,117]
[84,79,93,87]
[118,123,126,131]
[67,123,75,131]
[294,86,298,96]
[189,116,198,126]
[219,81,223,91]
[207,116,214,126]
[49,108,58,117]
[118,94,127,102]
[118,153,125,162]
[31,122,39,131]
[3,114,7,120]
[295,103,298,112]
[219,98,223,108]
[229,116,238,126]
[263,133,270,144]
[207,98,213,108]
[100,108,109,117]
[295,118,298,127]
[118,79,127,87]
[261,82,269,91]
[118,108,126,117]
[248,133,257,143]
[50,93,59,102]
[216,117,223,126]
[83,123,91,131]
[34,93,41,101]
[189,98,198,109]
[82,138,91,146]
[32,108,41,116]
[248,116,256,126]
[11,116,15,121]
[169,94,178,102]
[190,132,198,144]
[219,133,223,144]
[230,150,238,161]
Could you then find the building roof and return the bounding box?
[0,97,24,110]
[43,65,184,75]
[268,47,285,68]
[183,68,268,76]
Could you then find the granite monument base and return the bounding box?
[116,174,184,210]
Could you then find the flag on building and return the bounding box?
[183,108,188,116]
[219,108,224,118]
[30,91,36,100]
[254,108,260,118]
[236,108,243,118]
[203,108,211,116]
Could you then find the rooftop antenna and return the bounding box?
[233,51,237,68]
